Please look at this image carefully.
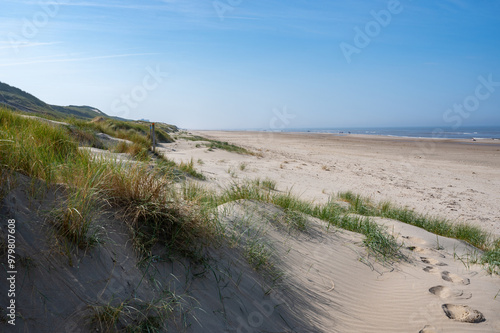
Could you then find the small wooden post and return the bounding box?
[151,122,156,153]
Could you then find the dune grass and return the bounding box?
[2,107,498,274]
[338,191,500,274]
[69,117,174,147]
[0,108,215,258]
[178,158,206,180]
[113,141,150,162]
[67,126,106,149]
[482,248,500,275]
[214,182,403,261]
[0,109,106,246]
[180,134,254,155]
[338,191,491,250]
[100,163,215,259]
[90,297,181,333]
[262,178,277,191]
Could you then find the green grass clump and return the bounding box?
[482,247,500,275]
[90,298,178,333]
[52,160,112,247]
[90,302,125,331]
[244,239,274,272]
[179,135,207,142]
[180,134,253,155]
[338,190,500,273]
[217,182,402,261]
[69,116,174,150]
[251,178,277,191]
[0,108,81,183]
[279,209,308,232]
[178,158,205,180]
[338,191,377,216]
[262,178,277,191]
[52,186,101,247]
[0,109,113,247]
[67,126,105,149]
[207,141,251,154]
[339,191,491,251]
[102,164,214,259]
[0,109,214,258]
[113,141,151,162]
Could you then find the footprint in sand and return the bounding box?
[421,257,447,266]
[408,246,429,253]
[419,325,437,333]
[407,246,445,258]
[403,236,427,245]
[442,304,485,323]
[429,285,472,299]
[423,266,440,274]
[441,271,470,285]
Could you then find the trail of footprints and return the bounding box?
[404,238,486,332]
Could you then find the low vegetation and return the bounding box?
[113,141,150,162]
[69,116,174,148]
[0,108,212,258]
[178,158,206,180]
[212,182,403,262]
[338,191,500,273]
[0,81,106,119]
[338,191,491,250]
[1,107,498,280]
[181,134,254,155]
[482,245,500,275]
[90,296,183,332]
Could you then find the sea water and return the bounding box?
[277,126,500,140]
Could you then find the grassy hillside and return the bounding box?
[0,81,107,119]
[0,81,179,142]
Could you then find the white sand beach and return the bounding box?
[164,131,500,237]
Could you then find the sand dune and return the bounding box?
[177,131,500,237]
[157,131,500,332]
[2,129,499,332]
[218,200,500,332]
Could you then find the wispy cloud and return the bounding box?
[0,41,61,51]
[0,52,159,67]
[8,0,183,11]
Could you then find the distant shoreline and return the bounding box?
[189,129,500,146]
[191,126,500,141]
[191,130,500,238]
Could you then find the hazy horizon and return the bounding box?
[2,0,499,130]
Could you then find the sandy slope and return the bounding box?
[2,128,499,332]
[163,131,500,237]
[219,200,500,332]
[155,131,500,331]
[2,177,499,332]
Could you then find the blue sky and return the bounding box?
[1,0,499,130]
